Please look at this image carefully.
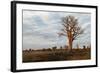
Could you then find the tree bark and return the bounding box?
[68,37,73,50]
[68,31,73,51]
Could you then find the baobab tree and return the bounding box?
[58,16,84,50]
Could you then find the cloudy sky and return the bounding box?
[22,10,91,50]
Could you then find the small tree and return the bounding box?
[52,46,57,50]
[58,16,84,50]
[60,46,63,49]
[83,45,86,49]
[29,48,32,51]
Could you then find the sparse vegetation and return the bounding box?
[23,47,91,63]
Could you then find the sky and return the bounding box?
[22,10,91,50]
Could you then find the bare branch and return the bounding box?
[58,32,67,37]
[58,15,84,49]
[61,28,67,33]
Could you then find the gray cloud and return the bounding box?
[22,10,91,49]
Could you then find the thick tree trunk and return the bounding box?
[69,37,72,50]
[68,31,73,51]
[68,38,72,50]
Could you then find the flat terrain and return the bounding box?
[22,48,91,63]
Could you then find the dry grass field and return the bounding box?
[22,48,91,63]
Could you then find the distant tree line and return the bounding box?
[23,45,91,52]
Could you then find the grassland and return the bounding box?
[22,48,91,63]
